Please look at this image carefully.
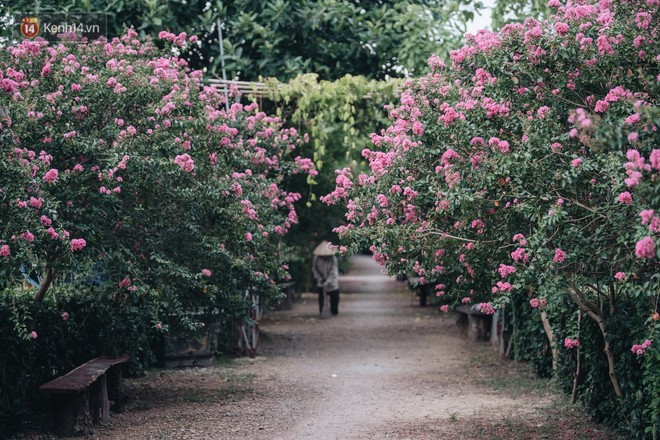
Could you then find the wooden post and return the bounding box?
[51,391,93,437]
[107,366,125,412]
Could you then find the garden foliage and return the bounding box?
[1,0,482,81]
[0,30,315,432]
[327,0,659,436]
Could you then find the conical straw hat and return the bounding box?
[313,240,335,256]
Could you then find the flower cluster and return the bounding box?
[564,338,581,349]
[631,339,652,356]
[0,31,316,317]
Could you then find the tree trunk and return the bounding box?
[499,305,506,359]
[540,311,558,372]
[571,311,582,404]
[594,316,623,397]
[568,283,623,398]
[34,267,55,303]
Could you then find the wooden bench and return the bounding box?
[456,304,492,342]
[40,355,129,437]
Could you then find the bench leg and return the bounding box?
[89,374,111,425]
[107,366,126,412]
[467,314,479,341]
[51,391,93,437]
[456,314,469,337]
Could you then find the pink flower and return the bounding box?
[70,238,87,252]
[497,264,517,278]
[245,232,253,241]
[650,150,660,170]
[21,231,35,242]
[174,154,195,172]
[201,269,212,277]
[571,158,583,167]
[530,298,540,308]
[40,215,52,227]
[614,272,626,281]
[564,338,580,349]
[43,169,59,183]
[553,248,566,263]
[635,237,655,259]
[155,322,163,330]
[511,247,529,263]
[631,339,652,356]
[594,100,609,113]
[492,281,512,293]
[625,113,641,125]
[0,244,10,257]
[627,132,639,142]
[554,22,569,35]
[30,331,38,340]
[29,197,43,208]
[440,305,450,313]
[478,303,495,315]
[537,106,551,118]
[61,312,69,321]
[618,192,633,205]
[640,210,655,225]
[119,276,131,289]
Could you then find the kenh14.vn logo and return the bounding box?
[20,17,40,39]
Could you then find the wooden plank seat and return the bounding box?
[456,304,492,342]
[40,355,129,437]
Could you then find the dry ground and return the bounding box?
[19,256,622,440]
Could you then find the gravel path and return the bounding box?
[21,255,615,439]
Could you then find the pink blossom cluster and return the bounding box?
[497,264,517,278]
[553,248,566,263]
[635,237,655,259]
[478,303,496,315]
[492,281,513,294]
[70,238,86,252]
[529,297,547,309]
[624,149,651,188]
[174,154,195,173]
[564,338,580,349]
[631,339,652,356]
[320,168,354,205]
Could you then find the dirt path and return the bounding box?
[257,255,549,439]
[25,255,615,439]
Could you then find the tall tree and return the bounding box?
[1,0,482,80]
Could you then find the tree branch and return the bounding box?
[34,267,55,303]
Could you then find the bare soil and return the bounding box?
[20,255,620,440]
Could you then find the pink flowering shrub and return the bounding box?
[326,0,659,432]
[0,31,315,315]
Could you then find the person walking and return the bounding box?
[312,240,340,316]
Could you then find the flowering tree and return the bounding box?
[0,31,315,318]
[327,0,659,433]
